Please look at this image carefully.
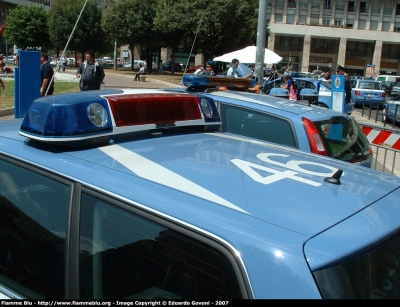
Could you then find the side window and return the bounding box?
[0,158,70,298]
[79,192,244,299]
[306,82,315,90]
[219,104,297,148]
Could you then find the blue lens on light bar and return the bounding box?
[20,90,121,139]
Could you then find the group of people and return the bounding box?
[40,50,105,96]
[194,61,217,76]
[194,58,255,78]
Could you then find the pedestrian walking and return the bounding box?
[61,56,68,72]
[76,50,105,91]
[40,52,54,96]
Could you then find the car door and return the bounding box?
[297,80,318,104]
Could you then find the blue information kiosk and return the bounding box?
[330,75,346,113]
[14,50,41,118]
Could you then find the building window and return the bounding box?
[335,19,342,27]
[324,19,330,26]
[397,4,400,15]
[324,0,332,10]
[348,1,355,12]
[359,1,367,13]
[275,14,283,23]
[288,0,296,8]
[300,1,308,9]
[311,1,320,10]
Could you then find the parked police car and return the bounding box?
[168,75,373,167]
[1,89,400,299]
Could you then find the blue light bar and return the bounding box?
[20,90,122,141]
[183,75,256,90]
[19,89,222,147]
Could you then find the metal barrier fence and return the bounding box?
[358,97,400,176]
[371,144,400,176]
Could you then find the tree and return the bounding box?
[102,0,161,71]
[153,0,260,61]
[4,4,50,50]
[48,0,109,61]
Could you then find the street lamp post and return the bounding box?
[255,0,268,86]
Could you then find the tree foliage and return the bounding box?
[48,0,109,58]
[101,0,161,70]
[4,4,50,50]
[153,0,260,60]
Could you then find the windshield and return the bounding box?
[313,231,400,299]
[312,117,372,163]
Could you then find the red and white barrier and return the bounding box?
[361,125,400,150]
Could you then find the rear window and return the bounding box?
[359,82,381,90]
[313,232,400,299]
[312,116,372,163]
[218,104,297,148]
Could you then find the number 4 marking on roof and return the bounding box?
[231,153,341,187]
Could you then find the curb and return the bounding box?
[0,108,14,117]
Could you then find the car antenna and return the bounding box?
[180,15,204,87]
[324,169,343,185]
[47,0,89,96]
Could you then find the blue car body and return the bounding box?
[261,77,355,115]
[350,79,386,108]
[167,75,372,167]
[382,95,400,124]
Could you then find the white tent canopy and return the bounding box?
[213,46,282,64]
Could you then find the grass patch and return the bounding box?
[0,81,80,110]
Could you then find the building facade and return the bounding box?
[267,0,400,76]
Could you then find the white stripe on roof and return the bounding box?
[99,144,249,214]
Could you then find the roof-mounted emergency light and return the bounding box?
[183,75,256,91]
[19,90,221,147]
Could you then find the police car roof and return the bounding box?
[2,110,400,239]
[166,87,340,119]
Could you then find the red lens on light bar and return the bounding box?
[105,94,202,127]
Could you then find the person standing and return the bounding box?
[282,75,297,100]
[40,52,54,96]
[205,61,216,76]
[268,66,279,81]
[336,65,352,104]
[194,64,205,75]
[227,58,252,78]
[134,63,145,81]
[76,50,105,91]
[61,55,68,72]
